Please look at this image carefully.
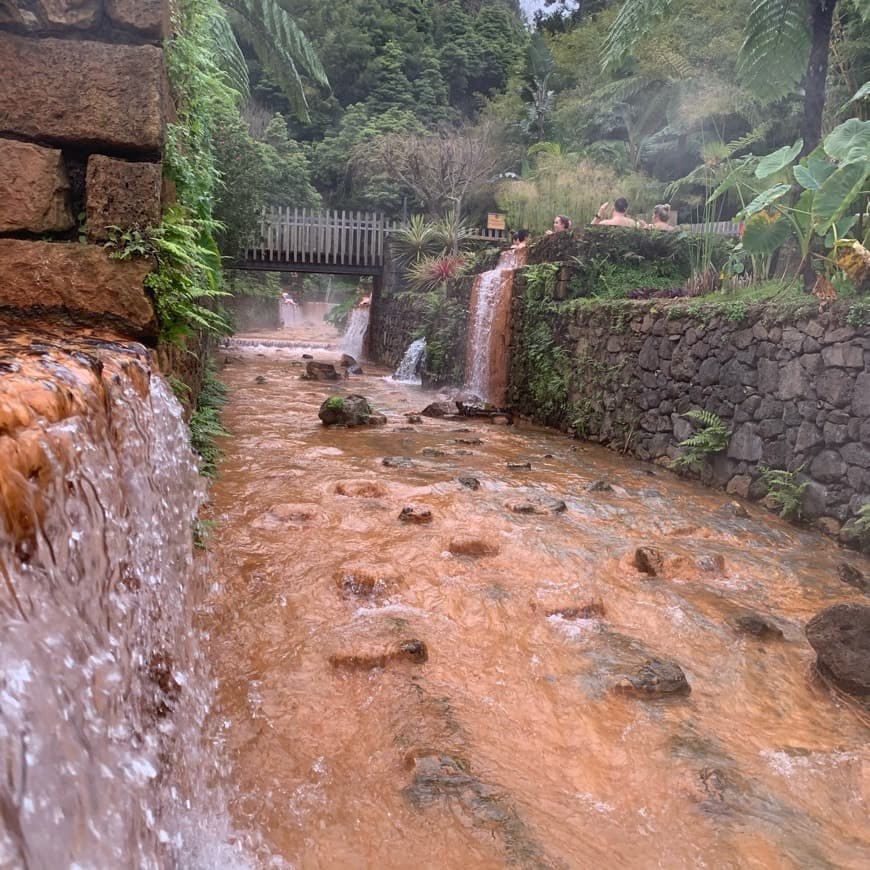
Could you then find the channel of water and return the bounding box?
[200,321,870,869]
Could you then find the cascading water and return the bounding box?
[464,248,525,405]
[0,333,247,868]
[341,305,370,361]
[392,337,426,384]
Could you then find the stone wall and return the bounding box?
[0,0,170,340]
[509,290,870,547]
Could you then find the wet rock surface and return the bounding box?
[805,604,870,696]
[634,546,665,576]
[729,612,784,640]
[505,494,567,515]
[399,506,433,524]
[613,657,692,698]
[305,360,340,381]
[318,394,386,426]
[837,562,868,593]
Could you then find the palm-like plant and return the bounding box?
[603,0,870,153]
[390,214,442,268]
[216,0,329,120]
[407,254,469,292]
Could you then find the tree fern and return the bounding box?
[602,0,673,72]
[736,0,811,102]
[220,0,328,121]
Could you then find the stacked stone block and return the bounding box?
[0,0,171,340]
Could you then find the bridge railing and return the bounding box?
[246,207,401,268]
[678,220,742,237]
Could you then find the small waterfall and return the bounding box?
[464,248,525,405]
[342,305,370,361]
[393,337,427,384]
[0,334,247,868]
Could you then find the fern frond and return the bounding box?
[207,6,250,100]
[737,0,810,102]
[602,0,674,71]
[221,0,329,121]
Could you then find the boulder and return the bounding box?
[457,476,480,490]
[305,360,340,381]
[0,239,155,338]
[319,394,386,426]
[339,354,358,367]
[805,604,870,696]
[0,140,73,233]
[0,35,165,152]
[85,156,162,242]
[634,546,665,577]
[420,401,457,417]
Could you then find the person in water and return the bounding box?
[592,198,647,228]
[545,215,572,235]
[511,228,530,249]
[650,203,675,231]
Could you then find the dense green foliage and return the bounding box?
[672,410,731,473]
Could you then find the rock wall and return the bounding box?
[509,289,870,547]
[0,0,170,340]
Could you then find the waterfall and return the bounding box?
[464,248,525,405]
[342,305,370,361]
[0,335,247,868]
[393,337,427,384]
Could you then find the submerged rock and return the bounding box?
[506,461,531,470]
[302,360,340,380]
[329,638,428,670]
[318,394,386,427]
[718,501,750,519]
[340,353,358,367]
[421,447,446,457]
[837,562,868,594]
[335,479,388,498]
[254,375,267,384]
[383,456,415,469]
[457,476,480,490]
[587,479,613,492]
[547,602,606,620]
[505,495,567,515]
[447,537,499,558]
[729,612,784,640]
[613,657,691,697]
[399,506,433,524]
[405,414,423,424]
[805,604,870,697]
[335,564,401,597]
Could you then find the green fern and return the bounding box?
[672,409,731,473]
[759,465,808,519]
[220,0,329,121]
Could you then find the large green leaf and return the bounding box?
[741,212,793,255]
[823,118,870,163]
[738,183,792,218]
[813,162,869,231]
[839,81,870,112]
[602,0,673,71]
[755,140,802,179]
[793,154,835,190]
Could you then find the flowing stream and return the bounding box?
[393,337,427,384]
[202,324,870,869]
[0,331,246,869]
[465,248,525,405]
[342,306,371,361]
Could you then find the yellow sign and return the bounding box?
[487,213,506,230]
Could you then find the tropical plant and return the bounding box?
[189,363,230,478]
[603,0,870,153]
[716,114,870,284]
[842,501,870,548]
[390,214,442,268]
[759,465,809,519]
[672,409,731,472]
[406,254,469,292]
[218,0,329,121]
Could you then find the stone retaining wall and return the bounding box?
[0,0,170,340]
[509,290,869,546]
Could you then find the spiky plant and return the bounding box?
[390,214,442,268]
[407,254,468,293]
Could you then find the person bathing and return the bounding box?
[591,198,647,228]
[650,204,675,231]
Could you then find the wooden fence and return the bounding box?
[679,220,742,237]
[246,208,400,269]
